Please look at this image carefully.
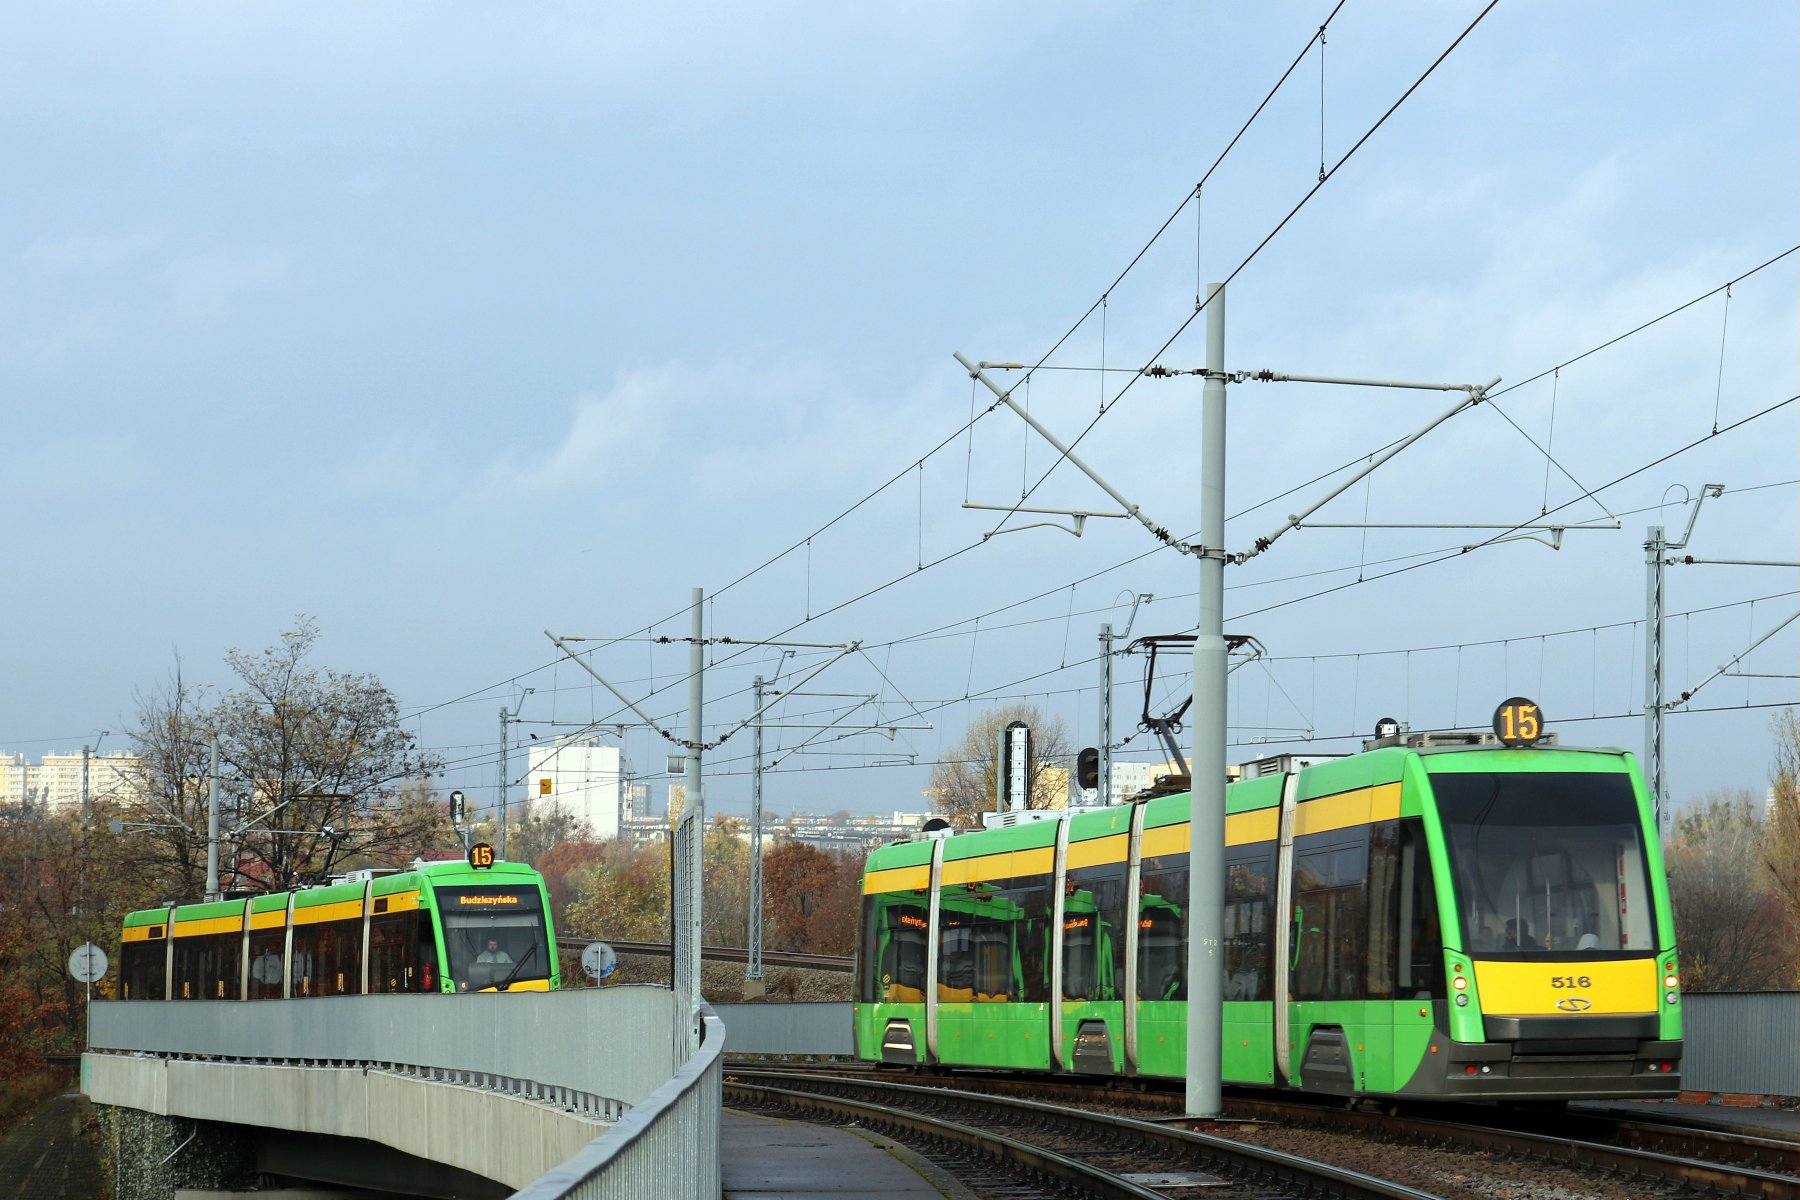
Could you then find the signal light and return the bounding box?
[1075,747,1100,791]
[1453,976,1468,991]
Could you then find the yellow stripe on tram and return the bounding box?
[939,846,1054,888]
[863,864,930,895]
[1292,782,1401,837]
[291,899,365,925]
[1065,834,1127,870]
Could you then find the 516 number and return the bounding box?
[1550,975,1592,989]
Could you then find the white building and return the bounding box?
[526,738,627,839]
[0,750,142,811]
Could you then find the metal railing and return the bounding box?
[511,1003,724,1200]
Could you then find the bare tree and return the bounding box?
[123,618,443,896]
[119,663,215,898]
[1666,789,1794,990]
[1762,711,1799,947]
[213,618,442,887]
[927,703,1071,828]
[506,799,589,867]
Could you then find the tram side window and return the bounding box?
[368,911,424,993]
[1064,859,1126,1002]
[1138,854,1188,1001]
[937,910,977,1001]
[172,930,240,1000]
[865,896,927,1003]
[1223,846,1273,1001]
[321,916,362,994]
[121,939,166,1001]
[292,915,363,996]
[1002,877,1049,1003]
[247,927,285,999]
[937,875,1049,1003]
[1395,820,1444,999]
[1365,821,1400,999]
[1292,834,1368,1002]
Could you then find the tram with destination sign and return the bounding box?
[119,848,558,1000]
[854,700,1683,1101]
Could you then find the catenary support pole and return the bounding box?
[684,587,705,1048]
[1187,283,1227,1117]
[747,675,766,992]
[206,734,220,900]
[498,706,510,859]
[1098,624,1114,807]
[1644,526,1666,837]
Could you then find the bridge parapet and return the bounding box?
[84,987,722,1196]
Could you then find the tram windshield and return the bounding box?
[1432,771,1657,955]
[437,887,552,990]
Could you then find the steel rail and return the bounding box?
[1495,1104,1798,1176]
[727,1079,1169,1200]
[749,1065,1797,1199]
[730,1068,1448,1200]
[1214,1096,1797,1200]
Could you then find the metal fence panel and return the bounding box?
[713,1002,853,1056]
[672,809,700,1061]
[511,1003,725,1200]
[1683,992,1799,1096]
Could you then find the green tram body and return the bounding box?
[854,741,1683,1101]
[119,860,559,1001]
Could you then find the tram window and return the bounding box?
[1139,856,1188,1001]
[1064,860,1125,1002]
[1433,772,1656,953]
[1223,848,1272,1001]
[856,894,877,1002]
[121,940,166,1001]
[290,921,325,996]
[1293,835,1368,1002]
[1365,822,1400,999]
[369,912,423,993]
[937,914,977,1000]
[1002,878,1050,1003]
[438,887,550,990]
[971,921,1014,1001]
[172,930,239,1001]
[1395,820,1444,998]
[247,927,285,999]
[868,898,927,1002]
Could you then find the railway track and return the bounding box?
[727,1065,1798,1200]
[726,1067,1447,1200]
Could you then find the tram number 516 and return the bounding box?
[1550,976,1593,989]
[1493,697,1544,747]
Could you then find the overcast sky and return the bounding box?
[6,2,1794,828]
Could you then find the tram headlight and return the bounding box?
[1452,975,1468,991]
[1666,992,1679,1005]
[1663,974,1679,989]
[1455,994,1469,1007]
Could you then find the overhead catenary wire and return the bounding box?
[981,1,1500,545]
[398,153,1795,794]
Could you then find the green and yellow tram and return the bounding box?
[855,724,1682,1101]
[120,857,559,1000]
